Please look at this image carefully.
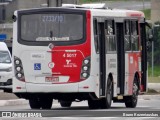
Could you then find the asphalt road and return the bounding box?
[104,1,150,10]
[0,96,160,118]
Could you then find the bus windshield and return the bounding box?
[0,51,11,63]
[20,13,84,42]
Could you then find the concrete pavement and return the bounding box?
[0,99,28,107]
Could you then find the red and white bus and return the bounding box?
[12,4,148,109]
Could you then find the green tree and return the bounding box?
[153,22,160,65]
[148,21,160,66]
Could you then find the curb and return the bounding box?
[138,94,160,100]
[0,99,28,107]
[148,83,160,92]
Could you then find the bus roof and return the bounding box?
[89,9,144,18]
[62,3,145,18]
[15,3,145,18]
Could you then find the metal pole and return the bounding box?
[152,25,155,77]
[47,0,49,7]
[152,39,154,77]
[143,0,145,10]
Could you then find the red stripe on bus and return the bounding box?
[51,10,91,83]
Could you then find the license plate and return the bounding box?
[45,76,59,82]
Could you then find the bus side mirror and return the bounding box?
[145,21,153,41]
[148,29,153,41]
[12,15,17,22]
[146,29,153,50]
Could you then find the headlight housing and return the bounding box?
[14,56,25,82]
[80,57,90,80]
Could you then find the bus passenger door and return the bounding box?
[97,20,106,97]
[116,21,125,95]
[140,22,147,92]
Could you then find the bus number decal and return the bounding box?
[63,53,77,58]
[42,15,64,23]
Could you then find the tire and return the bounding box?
[40,98,53,109]
[29,99,41,109]
[60,101,72,107]
[88,100,100,109]
[100,77,113,109]
[125,77,139,108]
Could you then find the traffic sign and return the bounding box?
[0,34,7,40]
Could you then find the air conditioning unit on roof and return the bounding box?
[81,3,106,9]
[62,3,108,9]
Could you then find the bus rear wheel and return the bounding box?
[60,101,72,107]
[125,77,139,108]
[100,77,113,109]
[40,98,53,109]
[88,100,100,109]
[29,98,53,109]
[29,99,41,109]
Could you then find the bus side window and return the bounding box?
[124,20,131,51]
[131,20,139,51]
[105,20,116,52]
[93,19,99,53]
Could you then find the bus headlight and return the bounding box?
[80,57,90,80]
